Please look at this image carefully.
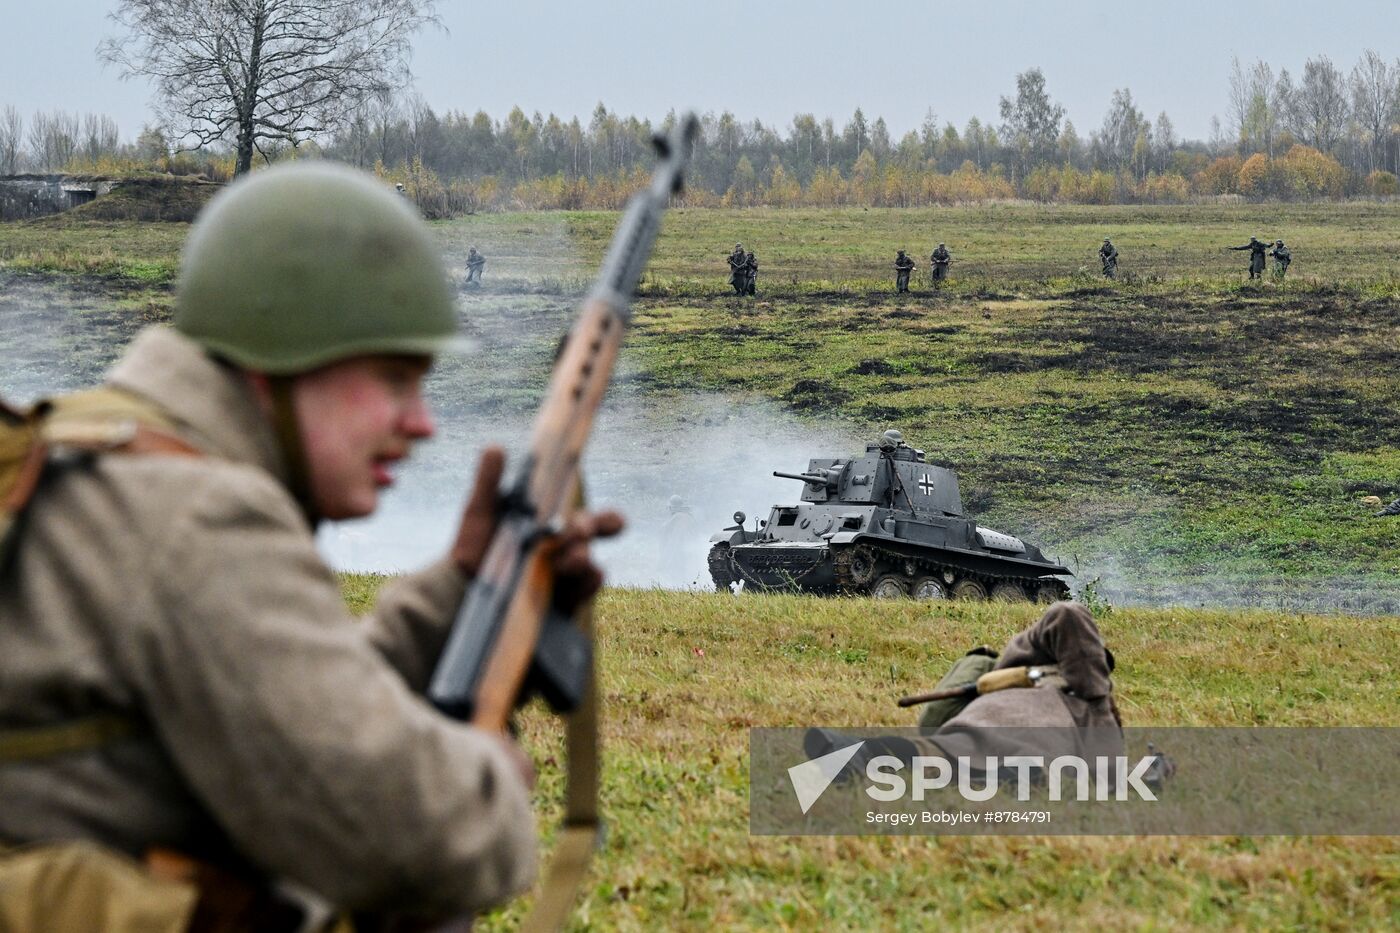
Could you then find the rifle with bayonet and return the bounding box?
[427,113,698,929]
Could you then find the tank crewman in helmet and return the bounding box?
[0,162,622,925]
[1099,237,1119,278]
[894,250,916,293]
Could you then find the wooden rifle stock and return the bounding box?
[424,114,696,932]
[428,112,697,724]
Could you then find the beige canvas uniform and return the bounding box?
[0,327,534,916]
[930,602,1123,763]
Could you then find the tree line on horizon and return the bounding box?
[3,52,1399,213]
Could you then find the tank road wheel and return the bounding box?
[870,574,909,599]
[1035,581,1070,605]
[910,576,949,600]
[991,581,1030,603]
[846,546,878,586]
[951,579,988,601]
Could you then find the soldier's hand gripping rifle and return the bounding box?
[428,114,698,929]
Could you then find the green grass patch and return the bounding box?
[340,578,1400,930]
[7,203,1400,603]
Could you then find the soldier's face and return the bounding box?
[293,355,435,519]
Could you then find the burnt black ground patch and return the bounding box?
[849,358,896,375]
[785,378,850,411]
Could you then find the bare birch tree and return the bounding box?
[101,0,439,175]
[0,107,23,175]
[1284,56,1350,154]
[1350,50,1398,173]
[27,111,80,172]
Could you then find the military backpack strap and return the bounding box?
[0,713,143,765]
[0,386,201,763]
[0,386,201,567]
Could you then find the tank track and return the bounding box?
[831,541,1068,603]
[707,543,736,592]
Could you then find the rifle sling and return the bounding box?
[520,492,600,933]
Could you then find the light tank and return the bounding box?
[707,430,1071,601]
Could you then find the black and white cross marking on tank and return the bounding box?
[917,474,935,496]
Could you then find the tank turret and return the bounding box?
[707,431,1071,601]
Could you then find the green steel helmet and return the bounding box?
[175,161,461,373]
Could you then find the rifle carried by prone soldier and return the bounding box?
[897,664,1061,707]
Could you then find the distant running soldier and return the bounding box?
[1270,239,1291,279]
[465,246,486,286]
[930,243,952,285]
[744,249,759,296]
[1229,236,1269,279]
[894,250,916,293]
[660,494,697,550]
[726,243,747,295]
[1099,237,1119,279]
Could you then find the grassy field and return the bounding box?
[5,199,1398,926]
[341,581,1400,931]
[3,201,1399,609]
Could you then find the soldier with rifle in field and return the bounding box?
[1229,236,1269,279]
[727,242,747,294]
[930,242,952,285]
[1270,239,1291,280]
[804,601,1169,786]
[744,248,759,296]
[1099,237,1119,279]
[465,245,487,286]
[0,118,698,929]
[894,249,916,293]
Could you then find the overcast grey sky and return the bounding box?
[4,1,1397,145]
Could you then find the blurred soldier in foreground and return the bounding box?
[0,163,621,927]
[1270,239,1291,280]
[1099,237,1119,279]
[806,602,1130,776]
[464,245,486,286]
[727,243,747,295]
[930,242,952,285]
[894,250,916,293]
[744,249,759,296]
[1229,236,1269,279]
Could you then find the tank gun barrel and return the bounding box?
[772,470,827,484]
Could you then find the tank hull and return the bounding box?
[707,438,1071,602]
